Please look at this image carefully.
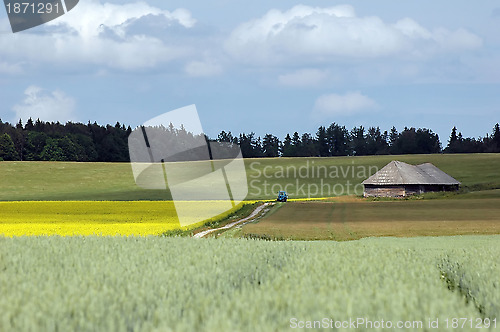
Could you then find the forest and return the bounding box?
[0,117,499,162]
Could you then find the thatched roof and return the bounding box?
[362,161,461,185]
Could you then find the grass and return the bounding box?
[1,154,499,239]
[1,153,499,200]
[1,235,498,331]
[245,153,500,199]
[0,162,167,201]
[242,198,500,241]
[161,201,263,237]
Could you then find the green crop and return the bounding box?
[439,247,500,319]
[0,235,498,331]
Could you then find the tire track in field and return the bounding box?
[193,203,273,238]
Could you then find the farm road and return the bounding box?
[193,203,272,238]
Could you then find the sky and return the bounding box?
[0,0,499,144]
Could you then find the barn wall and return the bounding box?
[418,185,459,193]
[405,185,424,196]
[364,184,459,197]
[363,185,406,197]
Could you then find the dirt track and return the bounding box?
[193,203,272,238]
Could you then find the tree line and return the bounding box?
[0,117,499,161]
[0,118,130,162]
[220,123,500,158]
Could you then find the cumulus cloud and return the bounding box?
[49,2,195,39]
[314,91,377,116]
[185,60,223,77]
[13,86,76,123]
[278,68,328,87]
[225,5,482,64]
[0,1,197,71]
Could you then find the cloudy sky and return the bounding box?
[1,0,499,143]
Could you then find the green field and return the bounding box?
[1,155,500,331]
[1,153,500,200]
[242,199,500,240]
[0,236,498,331]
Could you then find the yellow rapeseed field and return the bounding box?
[288,197,329,202]
[0,201,255,236]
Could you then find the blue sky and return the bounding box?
[0,0,499,144]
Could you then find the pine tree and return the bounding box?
[493,123,500,152]
[445,126,459,153]
[25,118,34,131]
[282,134,293,157]
[316,126,329,157]
[389,126,398,146]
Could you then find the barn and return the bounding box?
[362,161,460,197]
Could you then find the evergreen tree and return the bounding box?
[282,134,293,157]
[389,126,398,146]
[366,127,388,155]
[350,126,366,156]
[25,118,34,131]
[253,136,264,157]
[415,128,441,154]
[391,127,416,154]
[290,132,301,157]
[217,131,235,144]
[34,118,45,132]
[262,134,280,157]
[326,123,350,156]
[238,133,263,158]
[316,126,329,157]
[299,133,317,157]
[493,123,500,152]
[445,126,459,153]
[0,133,20,161]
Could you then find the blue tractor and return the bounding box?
[276,191,288,202]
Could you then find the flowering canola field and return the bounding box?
[0,201,250,236]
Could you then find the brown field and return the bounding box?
[242,199,500,240]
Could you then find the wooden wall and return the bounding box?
[363,185,406,197]
[363,184,459,197]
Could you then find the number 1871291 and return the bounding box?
[6,2,61,14]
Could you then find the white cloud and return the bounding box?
[185,60,223,77]
[278,68,328,87]
[0,1,197,71]
[48,2,196,39]
[314,91,377,116]
[225,5,482,65]
[13,86,76,123]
